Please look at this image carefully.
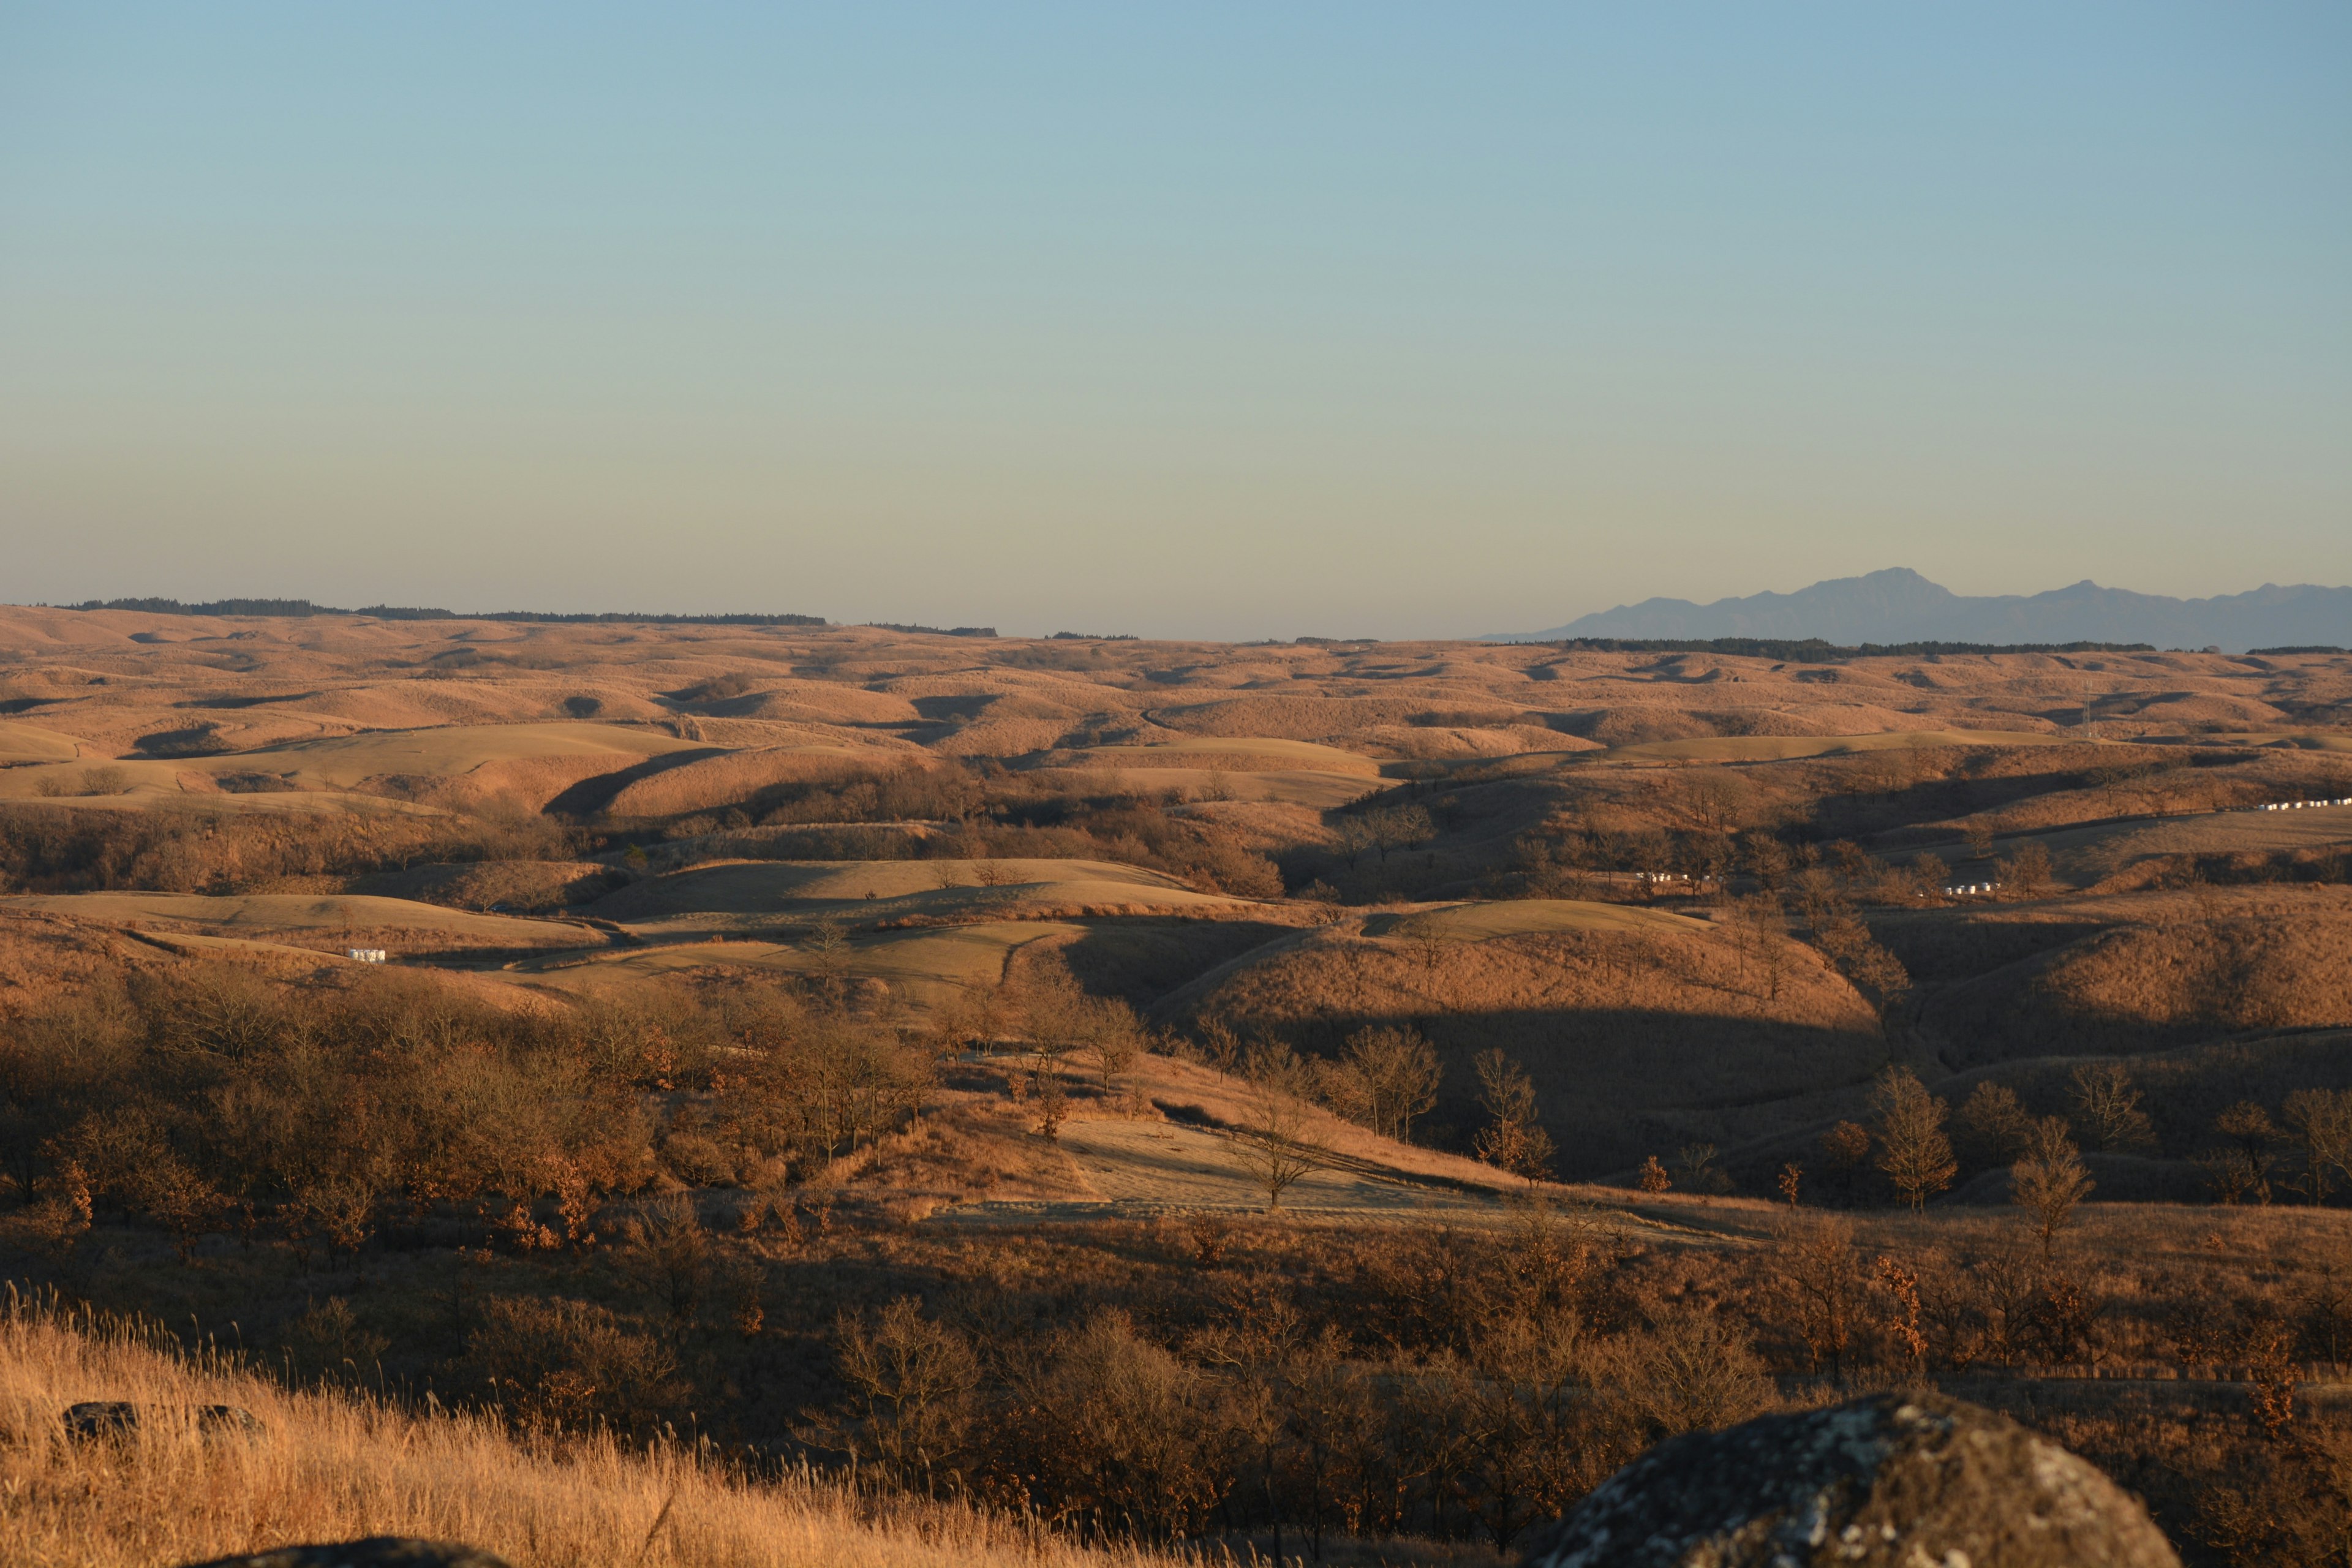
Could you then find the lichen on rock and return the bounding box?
[1518,1391,2179,1568]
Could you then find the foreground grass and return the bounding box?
[0,1300,1167,1568]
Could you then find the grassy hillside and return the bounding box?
[0,1300,1174,1568]
[1885,887,2352,1065]
[1158,899,1885,1176]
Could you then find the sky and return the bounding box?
[2,4,2346,640]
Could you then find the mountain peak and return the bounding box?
[1493,571,2350,653]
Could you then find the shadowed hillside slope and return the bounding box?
[1157,899,1885,1176]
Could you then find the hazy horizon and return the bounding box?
[6,4,2347,640]
[15,562,2352,647]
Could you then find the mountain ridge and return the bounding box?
[1489,568,2351,654]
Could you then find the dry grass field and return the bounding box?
[3,606,2351,1563]
[0,1297,1189,1568]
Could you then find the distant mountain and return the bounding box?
[1491,569,2352,654]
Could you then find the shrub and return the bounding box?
[460,1295,681,1436]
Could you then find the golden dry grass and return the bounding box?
[1077,767,1382,809]
[1066,738,1384,776]
[0,1299,1175,1568]
[1365,899,1713,941]
[584,860,1264,938]
[0,892,597,951]
[0,723,711,815]
[1589,727,2075,765]
[1906,884,2352,1065]
[1982,802,2352,890]
[598,743,935,817]
[505,919,1086,1012]
[0,720,83,764]
[0,910,180,1017]
[350,859,619,914]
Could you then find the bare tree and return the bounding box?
[1872,1067,1957,1210]
[1196,1016,1243,1080]
[1471,1048,1554,1183]
[2200,1100,2278,1205]
[1224,1049,1329,1212]
[1324,1023,1441,1143]
[826,1297,981,1493]
[1997,842,2054,897]
[1770,1212,1863,1376]
[1819,1119,1872,1205]
[2011,1116,2093,1261]
[1740,832,1795,892]
[1724,894,1790,1001]
[1030,1060,1068,1141]
[2068,1061,2155,1152]
[1368,804,1436,862]
[1809,915,1910,1014]
[1401,918,1450,981]
[2283,1088,2352,1206]
[1090,1003,1141,1092]
[802,916,853,995]
[1676,1142,1723,1193]
[1960,1080,2035,1163]
[616,1193,710,1321]
[1599,1300,1775,1439]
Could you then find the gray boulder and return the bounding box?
[1520,1392,2179,1568]
[62,1401,265,1442]
[179,1540,509,1568]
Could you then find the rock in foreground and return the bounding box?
[62,1401,264,1442]
[1519,1392,2178,1568]
[180,1540,509,1568]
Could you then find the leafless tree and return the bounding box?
[1960,1080,2034,1163]
[1770,1212,1863,1376]
[616,1193,710,1321]
[1676,1142,1722,1193]
[2011,1116,2093,1261]
[802,916,852,994]
[1197,1016,1244,1080]
[2284,1088,2352,1205]
[1367,804,1436,862]
[2068,1060,2155,1152]
[1997,841,2054,897]
[827,1297,981,1493]
[1471,1048,1553,1183]
[1872,1066,1957,1210]
[1722,894,1790,1000]
[2199,1100,2278,1204]
[1819,1119,1872,1204]
[1810,914,1910,1014]
[1323,1023,1441,1143]
[1225,1050,1330,1212]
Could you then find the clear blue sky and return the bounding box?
[2,3,2345,638]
